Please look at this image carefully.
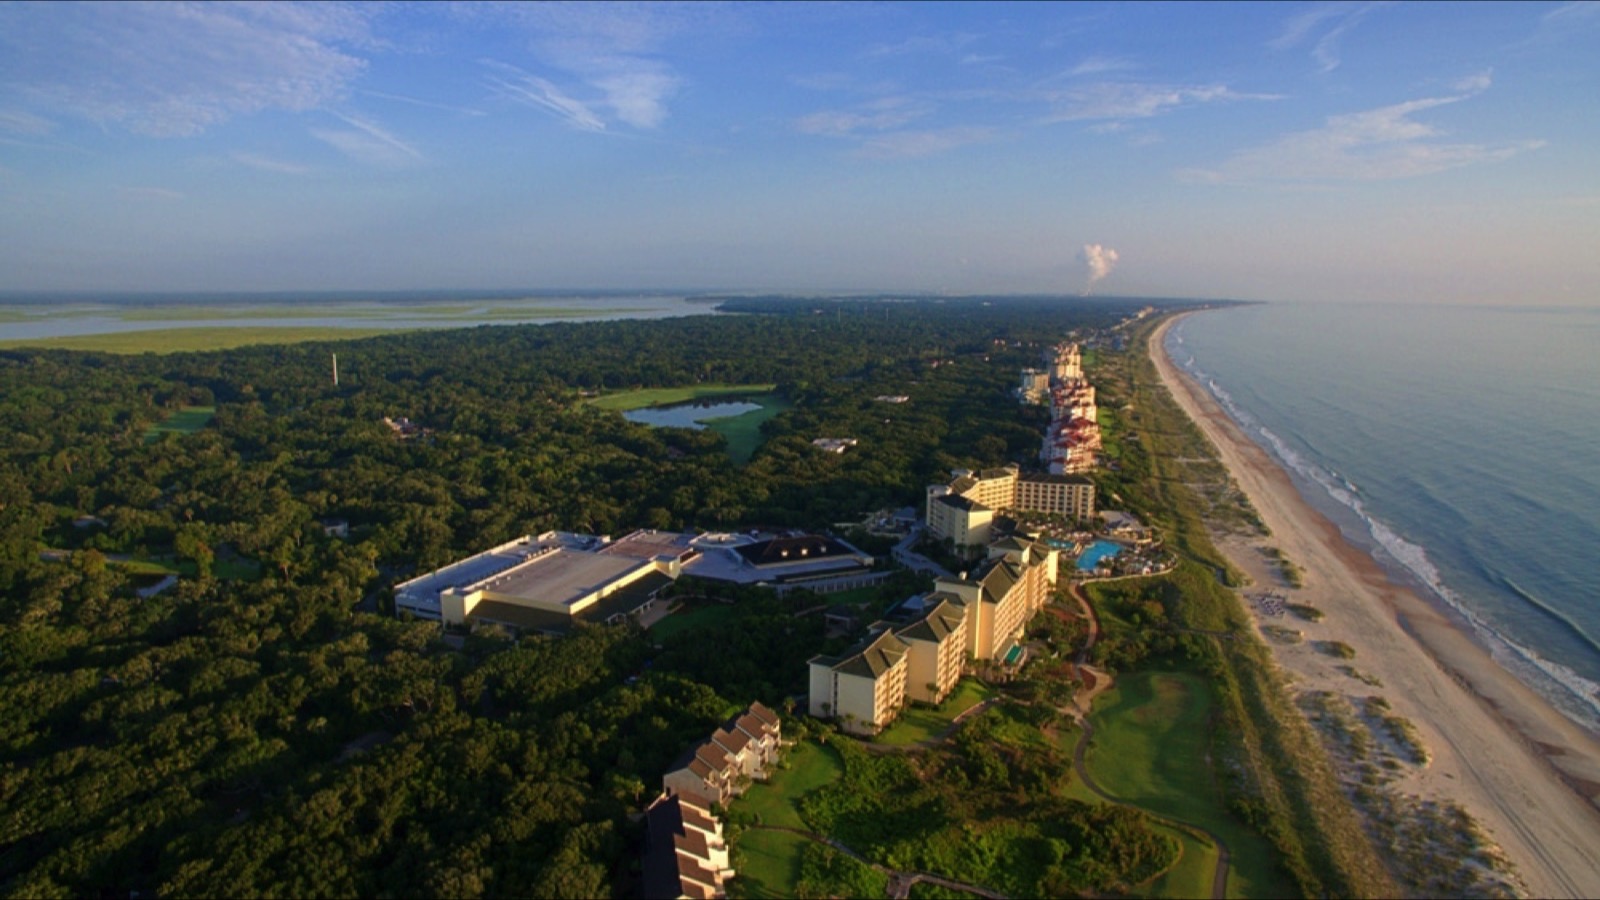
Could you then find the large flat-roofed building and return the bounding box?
[394,530,694,634]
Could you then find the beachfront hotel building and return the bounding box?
[807,628,910,736]
[933,536,1058,662]
[809,537,1055,732]
[642,792,733,900]
[926,464,1095,554]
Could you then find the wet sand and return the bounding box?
[1150,313,1600,898]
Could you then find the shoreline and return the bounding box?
[1149,311,1600,898]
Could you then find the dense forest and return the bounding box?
[0,296,1203,896]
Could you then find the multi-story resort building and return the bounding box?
[642,792,733,900]
[809,537,1056,734]
[661,702,783,806]
[926,464,1095,555]
[807,628,911,736]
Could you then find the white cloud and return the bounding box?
[0,1,374,136]
[1186,92,1543,184]
[311,113,422,167]
[592,63,680,129]
[1452,70,1493,93]
[1043,82,1280,123]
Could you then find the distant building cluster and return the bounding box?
[926,464,1095,556]
[381,416,431,440]
[1037,343,1102,474]
[808,536,1058,735]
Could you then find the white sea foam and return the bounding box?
[1252,420,1600,730]
[1172,332,1600,730]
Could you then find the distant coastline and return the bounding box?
[1150,310,1600,898]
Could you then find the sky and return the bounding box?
[1,1,1597,304]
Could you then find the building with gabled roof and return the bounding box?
[807,628,910,735]
[895,596,968,705]
[642,792,732,900]
[934,536,1058,663]
[661,703,785,807]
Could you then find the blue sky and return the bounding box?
[1,1,1596,303]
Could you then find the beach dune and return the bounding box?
[1151,314,1600,898]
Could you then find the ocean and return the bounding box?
[1167,302,1600,734]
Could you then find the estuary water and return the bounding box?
[1168,302,1600,733]
[0,292,722,342]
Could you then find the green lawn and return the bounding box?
[584,383,778,411]
[730,827,812,899]
[144,405,215,442]
[737,739,844,830]
[874,678,996,747]
[1,327,399,354]
[730,740,847,898]
[1144,823,1220,899]
[705,395,791,464]
[1085,670,1291,898]
[647,601,743,642]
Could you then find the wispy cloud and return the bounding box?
[863,33,981,59]
[1042,82,1281,123]
[118,186,185,201]
[0,109,55,136]
[0,2,375,136]
[795,98,932,137]
[310,113,422,167]
[484,61,606,132]
[481,2,695,131]
[231,152,311,175]
[1185,87,1542,184]
[360,89,487,118]
[1066,55,1139,77]
[1269,2,1389,73]
[854,126,998,160]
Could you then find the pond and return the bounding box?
[622,400,763,429]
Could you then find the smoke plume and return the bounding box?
[1079,243,1119,294]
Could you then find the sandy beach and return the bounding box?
[1150,313,1600,898]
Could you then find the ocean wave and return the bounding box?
[1203,368,1600,723]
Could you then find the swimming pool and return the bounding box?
[1076,540,1123,572]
